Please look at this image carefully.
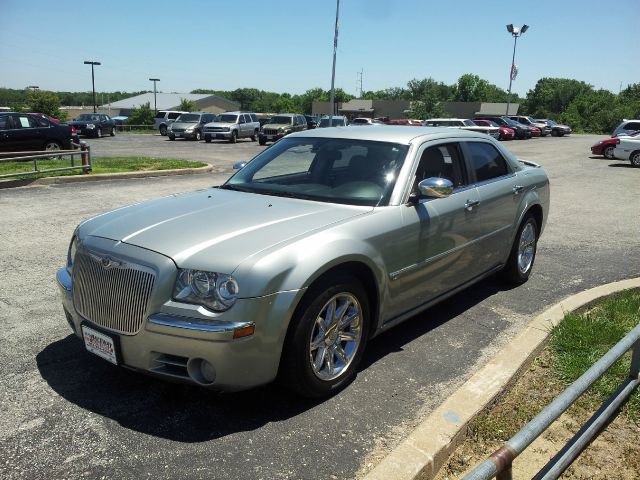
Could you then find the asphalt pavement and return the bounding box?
[0,134,638,479]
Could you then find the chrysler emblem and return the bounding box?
[101,257,112,268]
[89,253,123,270]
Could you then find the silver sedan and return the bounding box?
[57,126,549,397]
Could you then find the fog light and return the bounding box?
[187,358,216,385]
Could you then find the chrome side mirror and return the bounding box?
[418,177,454,198]
[233,161,247,170]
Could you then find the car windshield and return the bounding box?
[463,120,476,126]
[77,114,100,121]
[503,118,521,127]
[269,116,293,124]
[319,118,345,127]
[217,114,239,123]
[351,119,369,124]
[545,120,558,127]
[224,137,409,207]
[175,114,200,123]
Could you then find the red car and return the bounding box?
[591,132,640,159]
[530,126,541,137]
[473,119,515,140]
[30,112,61,123]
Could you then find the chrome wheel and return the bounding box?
[44,141,61,151]
[517,221,536,275]
[309,293,363,381]
[631,152,640,167]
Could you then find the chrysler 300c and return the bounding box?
[57,127,549,397]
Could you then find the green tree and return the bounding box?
[178,98,197,112]
[27,90,65,119]
[452,74,490,102]
[525,78,593,118]
[128,102,154,125]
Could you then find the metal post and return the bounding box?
[84,61,101,113]
[505,35,518,116]
[149,78,160,114]
[80,142,89,173]
[630,339,640,379]
[328,0,340,121]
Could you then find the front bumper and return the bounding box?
[204,130,233,140]
[56,244,302,391]
[259,132,286,142]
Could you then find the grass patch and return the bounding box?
[0,156,208,181]
[550,289,640,420]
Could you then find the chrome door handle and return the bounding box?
[465,199,480,211]
[513,185,525,195]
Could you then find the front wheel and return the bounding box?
[603,145,616,160]
[229,130,237,143]
[168,134,175,141]
[251,129,258,141]
[630,151,640,168]
[502,215,538,285]
[194,130,201,141]
[159,125,168,136]
[96,128,102,138]
[279,276,369,397]
[110,126,116,136]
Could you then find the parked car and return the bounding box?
[530,126,541,137]
[318,115,348,128]
[349,118,385,125]
[304,115,320,129]
[30,112,61,123]
[611,119,640,137]
[613,136,640,167]
[57,126,549,397]
[385,119,423,126]
[590,136,623,159]
[481,117,532,139]
[0,112,73,151]
[508,116,551,137]
[68,113,116,138]
[472,119,515,140]
[259,114,307,145]
[203,112,260,143]
[154,110,188,136]
[111,116,129,126]
[534,119,572,137]
[423,118,500,139]
[168,112,217,141]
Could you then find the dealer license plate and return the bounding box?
[82,325,118,365]
[266,135,274,140]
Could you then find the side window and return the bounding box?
[244,114,252,123]
[626,122,640,130]
[14,115,33,128]
[0,115,8,129]
[250,114,258,122]
[168,112,181,120]
[415,143,467,190]
[467,142,510,182]
[239,115,246,124]
[34,116,49,127]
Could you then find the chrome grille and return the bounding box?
[171,128,185,133]
[72,251,155,335]
[263,128,279,135]
[205,127,227,132]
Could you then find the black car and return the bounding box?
[68,113,116,138]
[0,112,73,152]
[304,115,319,129]
[482,116,532,140]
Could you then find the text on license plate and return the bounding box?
[82,325,118,365]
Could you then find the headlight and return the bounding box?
[278,128,284,133]
[186,126,195,132]
[86,124,96,129]
[173,269,239,312]
[67,236,78,274]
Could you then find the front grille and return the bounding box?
[205,127,227,132]
[263,128,279,135]
[171,128,185,133]
[72,251,155,335]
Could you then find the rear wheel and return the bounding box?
[551,130,558,137]
[603,144,616,159]
[630,151,640,168]
[159,125,168,136]
[279,276,369,397]
[251,129,258,141]
[502,214,538,285]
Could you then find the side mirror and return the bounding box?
[418,177,454,199]
[233,161,247,170]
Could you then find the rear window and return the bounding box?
[168,112,182,120]
[155,111,167,119]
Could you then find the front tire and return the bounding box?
[251,129,258,141]
[603,145,616,159]
[259,138,266,146]
[96,128,102,138]
[502,214,538,285]
[160,125,168,136]
[168,133,175,141]
[194,130,202,141]
[229,130,237,143]
[110,126,116,136]
[279,276,369,397]
[630,151,640,168]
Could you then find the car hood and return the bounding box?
[205,121,237,128]
[263,123,292,129]
[78,188,370,273]
[171,121,198,129]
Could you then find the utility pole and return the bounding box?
[149,78,160,113]
[84,60,101,113]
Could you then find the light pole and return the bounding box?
[149,78,160,114]
[505,24,528,116]
[328,0,340,123]
[84,60,101,113]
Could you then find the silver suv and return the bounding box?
[203,112,260,143]
[154,110,188,136]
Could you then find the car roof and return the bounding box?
[287,125,491,144]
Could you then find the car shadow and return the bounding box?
[608,163,633,168]
[37,274,511,443]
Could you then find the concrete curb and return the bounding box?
[363,277,640,480]
[0,164,229,189]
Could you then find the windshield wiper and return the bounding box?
[218,184,251,192]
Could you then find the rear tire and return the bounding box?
[160,125,168,136]
[279,275,369,397]
[251,129,258,141]
[630,151,640,168]
[502,214,538,285]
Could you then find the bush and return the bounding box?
[127,102,154,125]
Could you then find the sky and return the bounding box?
[1,0,638,99]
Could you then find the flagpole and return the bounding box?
[505,34,518,116]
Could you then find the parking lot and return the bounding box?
[0,134,638,480]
